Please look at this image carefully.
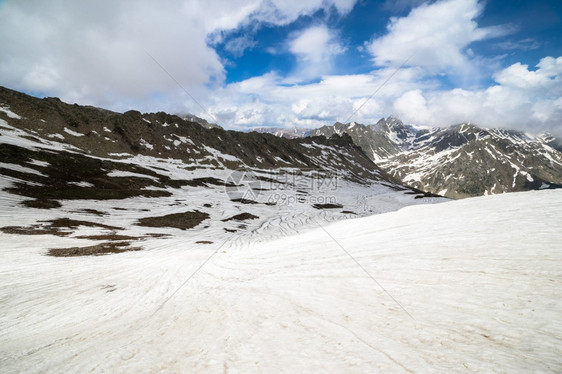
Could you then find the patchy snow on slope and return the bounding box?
[0,162,47,177]
[203,146,241,163]
[0,104,22,119]
[48,133,65,140]
[27,159,50,168]
[1,189,560,372]
[106,170,160,182]
[67,181,95,188]
[139,138,154,150]
[64,127,86,137]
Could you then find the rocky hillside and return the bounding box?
[0,86,391,183]
[0,86,444,256]
[311,118,562,199]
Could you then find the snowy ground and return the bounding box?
[1,189,561,373]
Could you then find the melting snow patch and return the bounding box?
[67,181,95,188]
[404,172,422,183]
[0,162,47,177]
[140,138,154,150]
[106,170,159,182]
[175,135,195,146]
[203,146,240,162]
[0,105,22,119]
[48,133,65,140]
[27,159,50,167]
[64,127,85,137]
[103,127,112,133]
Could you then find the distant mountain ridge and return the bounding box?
[311,118,562,199]
[0,86,376,177]
[1,86,447,261]
[179,113,223,130]
[251,127,313,139]
[0,86,440,220]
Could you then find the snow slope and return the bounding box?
[1,189,561,373]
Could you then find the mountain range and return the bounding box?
[251,127,312,139]
[0,86,442,255]
[306,118,562,199]
[2,88,561,373]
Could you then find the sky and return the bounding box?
[0,0,561,135]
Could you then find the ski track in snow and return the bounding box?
[1,189,561,373]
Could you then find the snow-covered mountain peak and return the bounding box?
[313,118,562,199]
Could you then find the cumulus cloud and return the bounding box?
[206,54,562,136]
[0,0,358,113]
[0,0,560,136]
[207,67,425,130]
[391,57,562,135]
[368,0,509,75]
[251,0,356,26]
[0,1,224,111]
[288,25,346,81]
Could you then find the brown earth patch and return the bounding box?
[75,208,108,216]
[136,210,209,230]
[1,218,122,237]
[48,241,142,257]
[230,198,258,204]
[21,199,62,209]
[312,203,343,209]
[222,212,259,222]
[1,225,69,236]
[46,218,122,230]
[74,234,144,241]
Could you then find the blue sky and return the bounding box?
[0,0,561,134]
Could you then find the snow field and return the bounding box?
[0,189,560,372]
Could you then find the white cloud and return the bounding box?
[393,89,433,124]
[390,57,562,135]
[288,25,346,81]
[251,0,356,26]
[0,0,560,136]
[496,38,541,52]
[207,68,425,130]
[0,1,225,111]
[224,35,257,58]
[0,0,358,112]
[494,57,562,92]
[368,0,509,74]
[207,55,562,137]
